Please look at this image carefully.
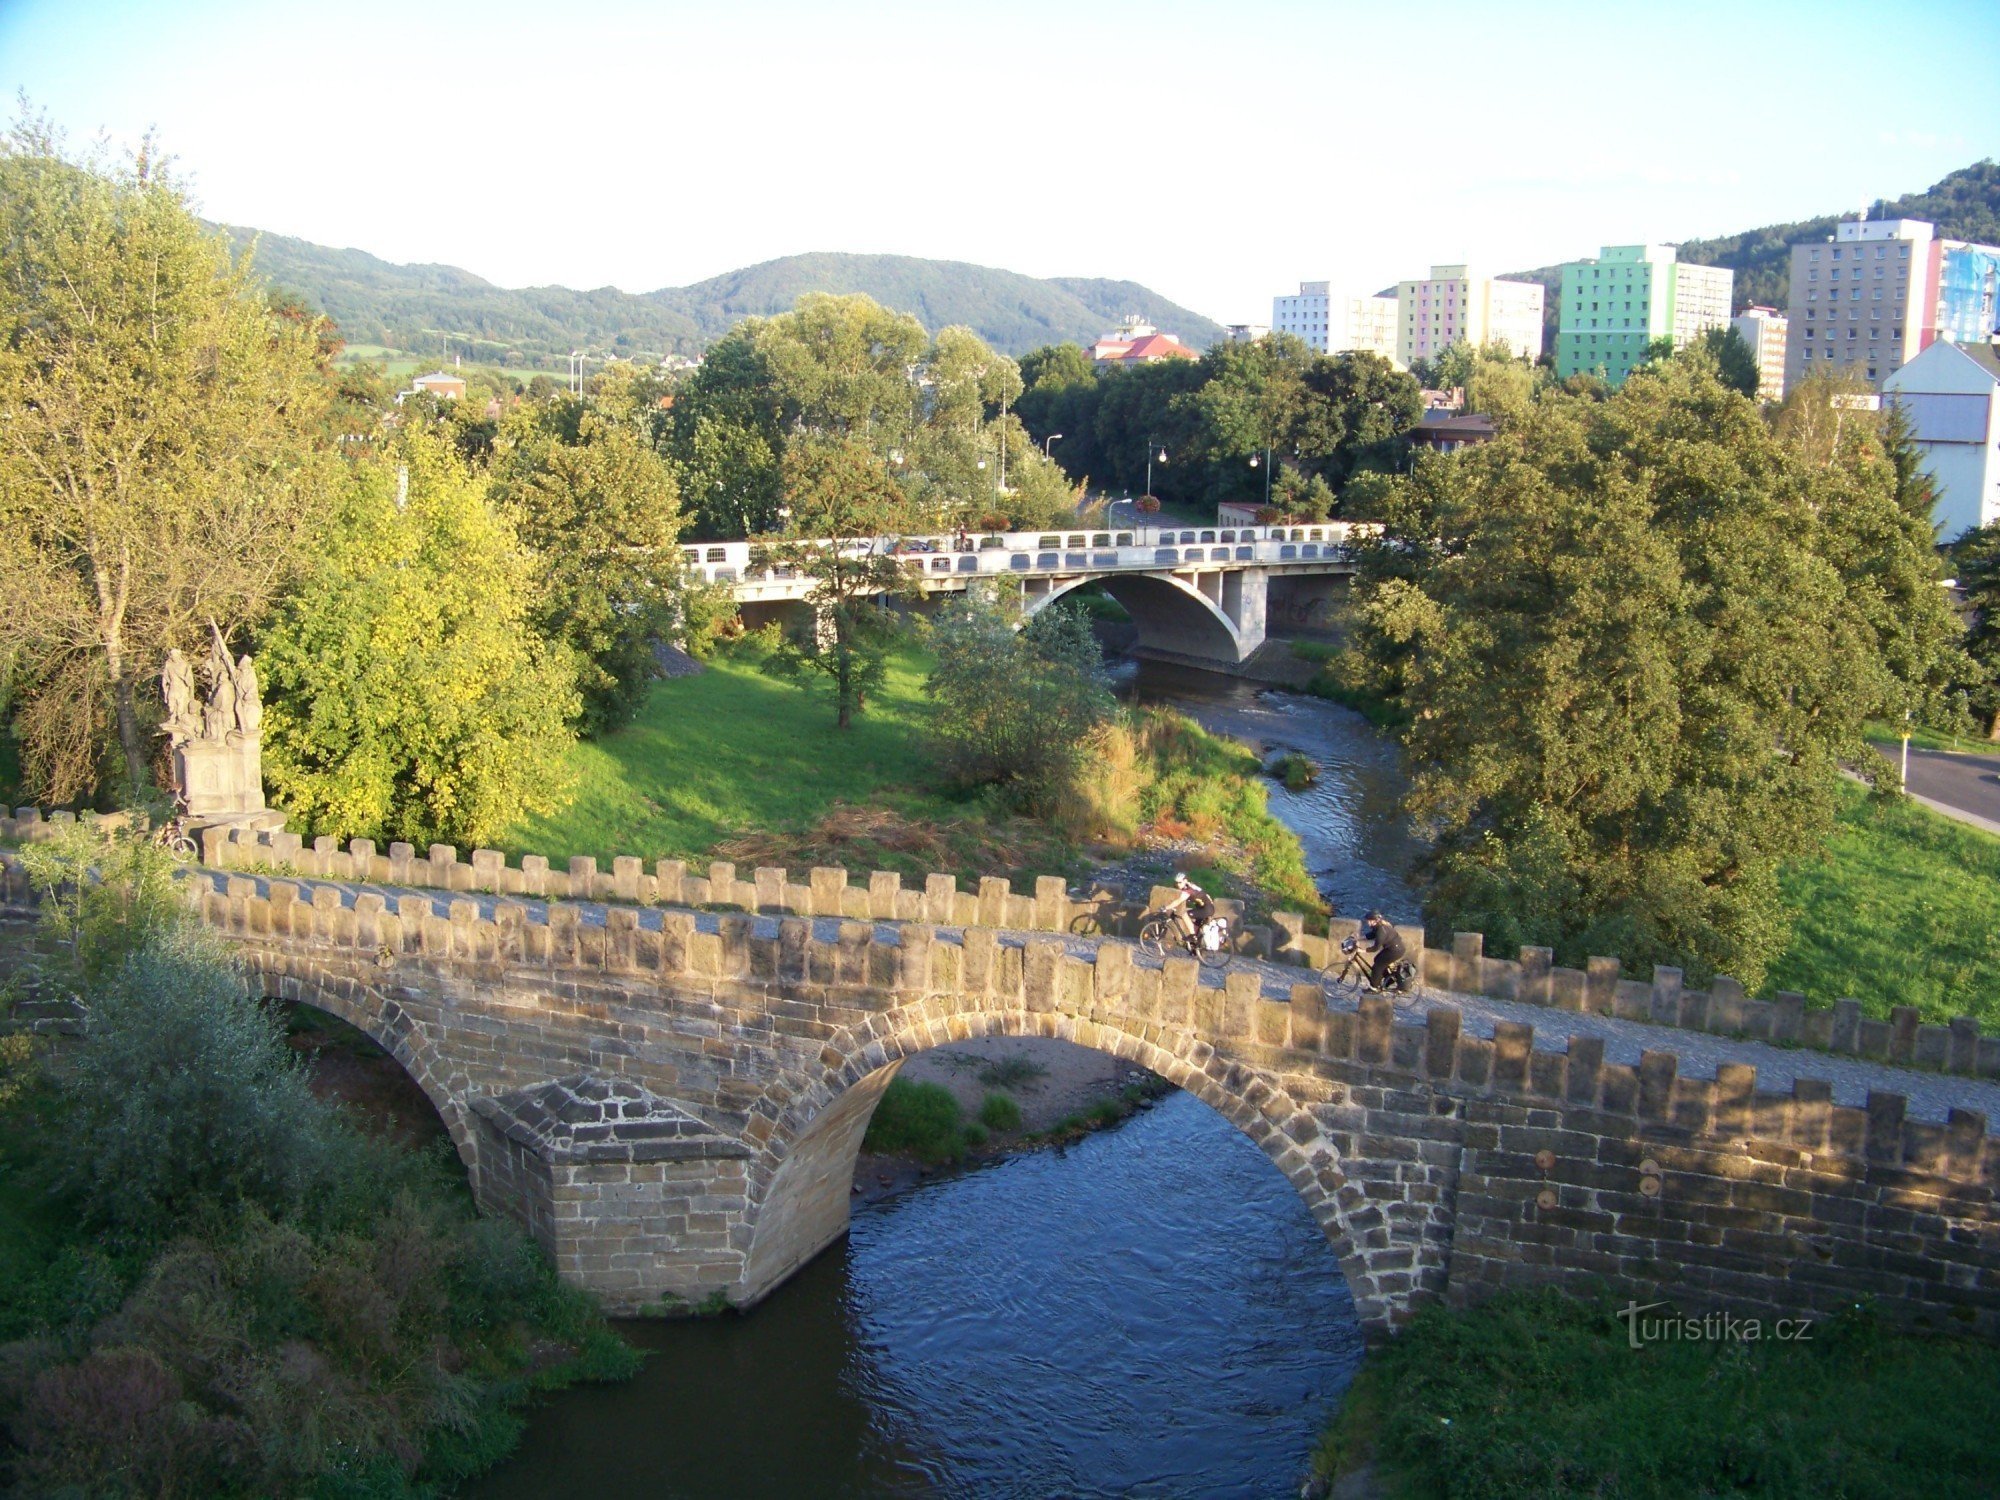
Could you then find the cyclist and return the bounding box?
[1357,910,1407,992]
[1163,872,1215,952]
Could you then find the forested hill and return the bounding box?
[1503,159,2000,315]
[222,229,1224,366]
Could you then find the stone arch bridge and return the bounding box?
[695,521,1364,666]
[3,846,1997,1339]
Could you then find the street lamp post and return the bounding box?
[1145,441,1167,502]
[1043,432,1064,457]
[1247,445,1273,509]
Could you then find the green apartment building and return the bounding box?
[1556,244,1733,387]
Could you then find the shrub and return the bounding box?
[862,1078,967,1164]
[976,1057,1047,1090]
[978,1092,1022,1132]
[1271,752,1321,791]
[51,927,339,1236]
[14,821,185,987]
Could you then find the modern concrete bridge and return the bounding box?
[683,521,1367,665]
[6,819,1994,1340]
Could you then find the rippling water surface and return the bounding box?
[472,1091,1364,1499]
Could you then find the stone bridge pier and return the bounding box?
[131,869,2000,1341]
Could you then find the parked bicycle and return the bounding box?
[1137,908,1233,969]
[1323,933,1419,1004]
[152,799,198,863]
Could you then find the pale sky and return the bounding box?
[4,0,1997,326]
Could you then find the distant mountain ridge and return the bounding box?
[222,229,1225,367]
[1502,160,2000,325]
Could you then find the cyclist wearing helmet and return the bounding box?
[1357,910,1407,991]
[1163,872,1215,949]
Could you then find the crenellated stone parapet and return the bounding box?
[7,805,1996,1082]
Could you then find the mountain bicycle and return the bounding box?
[1137,909,1233,969]
[1323,933,1419,1005]
[152,797,198,863]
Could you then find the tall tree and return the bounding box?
[0,120,335,801]
[1353,358,1957,985]
[1692,326,1762,399]
[257,431,577,846]
[757,437,910,728]
[1953,522,2000,738]
[489,398,684,735]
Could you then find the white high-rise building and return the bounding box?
[1731,306,1789,401]
[1271,281,1401,362]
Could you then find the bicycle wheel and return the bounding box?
[1324,955,1369,997]
[167,833,198,863]
[1195,933,1231,969]
[1137,916,1171,960]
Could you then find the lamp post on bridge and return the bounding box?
[1144,440,1167,503]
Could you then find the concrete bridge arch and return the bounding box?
[1024,571,1260,665]
[737,999,1395,1324]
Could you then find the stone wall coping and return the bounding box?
[7,806,1986,1083]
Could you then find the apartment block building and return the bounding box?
[1394,265,1544,367]
[1555,245,1734,387]
[1731,306,1789,401]
[1271,282,1401,361]
[1786,218,1934,390]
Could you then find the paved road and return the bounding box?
[200,871,2000,1131]
[1876,740,2000,834]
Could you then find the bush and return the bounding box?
[51,927,340,1236]
[1270,752,1321,790]
[862,1078,968,1165]
[978,1092,1022,1132]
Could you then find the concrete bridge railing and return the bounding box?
[21,806,1981,1084]
[3,845,1997,1340]
[678,520,1373,595]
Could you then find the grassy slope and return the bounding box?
[1317,1288,2000,1500]
[503,645,942,866]
[1769,783,2000,1024]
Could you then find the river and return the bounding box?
[471,663,1416,1500]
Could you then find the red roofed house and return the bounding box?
[1091,316,1200,367]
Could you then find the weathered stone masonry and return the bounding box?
[2,835,1996,1338]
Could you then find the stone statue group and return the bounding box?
[161,624,260,749]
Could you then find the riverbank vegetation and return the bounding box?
[0,830,637,1496]
[1314,1287,2000,1500]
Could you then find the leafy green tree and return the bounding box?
[1954,523,2000,737]
[757,437,910,727]
[0,119,335,801]
[258,431,578,846]
[926,592,1113,810]
[1354,358,1954,985]
[1693,326,1761,398]
[490,398,684,734]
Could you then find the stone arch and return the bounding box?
[1026,572,1247,664]
[736,1001,1392,1329]
[243,957,483,1184]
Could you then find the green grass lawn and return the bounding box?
[1864,718,1999,756]
[503,644,947,868]
[1768,783,2000,1024]
[1317,1288,2000,1500]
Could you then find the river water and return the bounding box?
[472,662,1416,1500]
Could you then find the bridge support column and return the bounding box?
[1221,568,1267,657]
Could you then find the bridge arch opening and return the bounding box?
[739,1009,1388,1329]
[250,965,483,1185]
[1027,573,1247,664]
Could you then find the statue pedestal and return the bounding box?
[175,737,267,819]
